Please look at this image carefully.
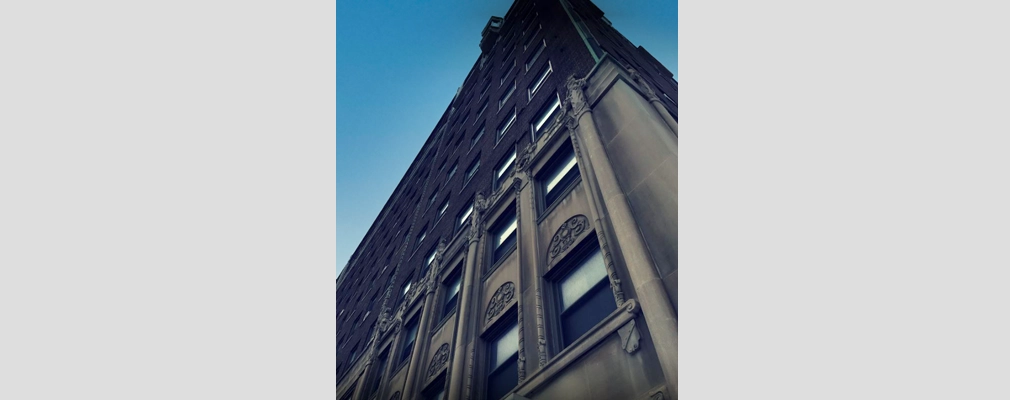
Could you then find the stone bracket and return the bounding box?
[617,318,641,354]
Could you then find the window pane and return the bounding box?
[496,217,517,249]
[560,280,616,347]
[545,153,577,194]
[459,203,473,226]
[426,249,436,266]
[490,323,518,369]
[487,356,518,400]
[533,95,561,134]
[497,151,516,179]
[559,248,607,309]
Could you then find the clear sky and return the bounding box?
[337,0,677,276]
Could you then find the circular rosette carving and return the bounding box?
[426,343,451,378]
[485,281,516,323]
[548,215,590,264]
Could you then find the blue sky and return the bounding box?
[337,0,677,276]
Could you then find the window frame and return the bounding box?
[487,204,518,269]
[484,315,520,400]
[549,236,617,350]
[537,141,581,215]
[531,92,562,140]
[525,39,546,71]
[463,156,480,188]
[496,108,517,142]
[399,315,420,365]
[494,147,517,191]
[498,80,516,110]
[527,60,553,100]
[457,198,474,234]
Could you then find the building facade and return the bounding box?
[337,0,677,399]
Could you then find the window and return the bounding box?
[486,322,519,400]
[490,206,517,264]
[555,242,616,348]
[471,124,485,149]
[402,276,413,298]
[464,157,480,187]
[400,317,419,363]
[425,247,437,268]
[523,24,542,50]
[438,198,450,219]
[497,108,516,141]
[368,350,389,396]
[349,344,360,364]
[528,61,552,100]
[415,225,427,251]
[480,78,491,99]
[458,199,474,231]
[475,99,488,124]
[538,143,580,210]
[446,162,457,183]
[498,81,515,110]
[423,374,447,400]
[428,190,438,208]
[531,93,562,139]
[495,148,516,190]
[525,40,546,71]
[442,269,462,318]
[500,59,516,86]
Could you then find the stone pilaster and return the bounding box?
[565,74,679,397]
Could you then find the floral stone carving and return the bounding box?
[426,343,450,378]
[548,215,590,264]
[485,281,516,323]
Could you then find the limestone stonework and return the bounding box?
[337,1,677,399]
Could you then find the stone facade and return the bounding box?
[337,1,677,399]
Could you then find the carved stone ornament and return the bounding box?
[435,238,447,264]
[514,142,537,175]
[617,319,641,354]
[627,67,660,102]
[548,215,591,264]
[426,343,451,378]
[565,75,590,129]
[485,281,516,323]
[389,391,401,400]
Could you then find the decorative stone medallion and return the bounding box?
[426,343,450,378]
[485,281,516,323]
[548,215,590,264]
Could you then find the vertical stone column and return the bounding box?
[402,267,439,399]
[514,144,548,371]
[447,195,487,400]
[628,68,678,137]
[564,75,679,396]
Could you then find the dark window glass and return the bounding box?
[556,245,616,348]
[368,350,388,395]
[539,143,580,210]
[495,149,516,190]
[400,317,419,363]
[423,374,447,400]
[490,206,517,264]
[486,323,519,400]
[465,157,480,184]
[442,270,462,318]
[458,199,474,232]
